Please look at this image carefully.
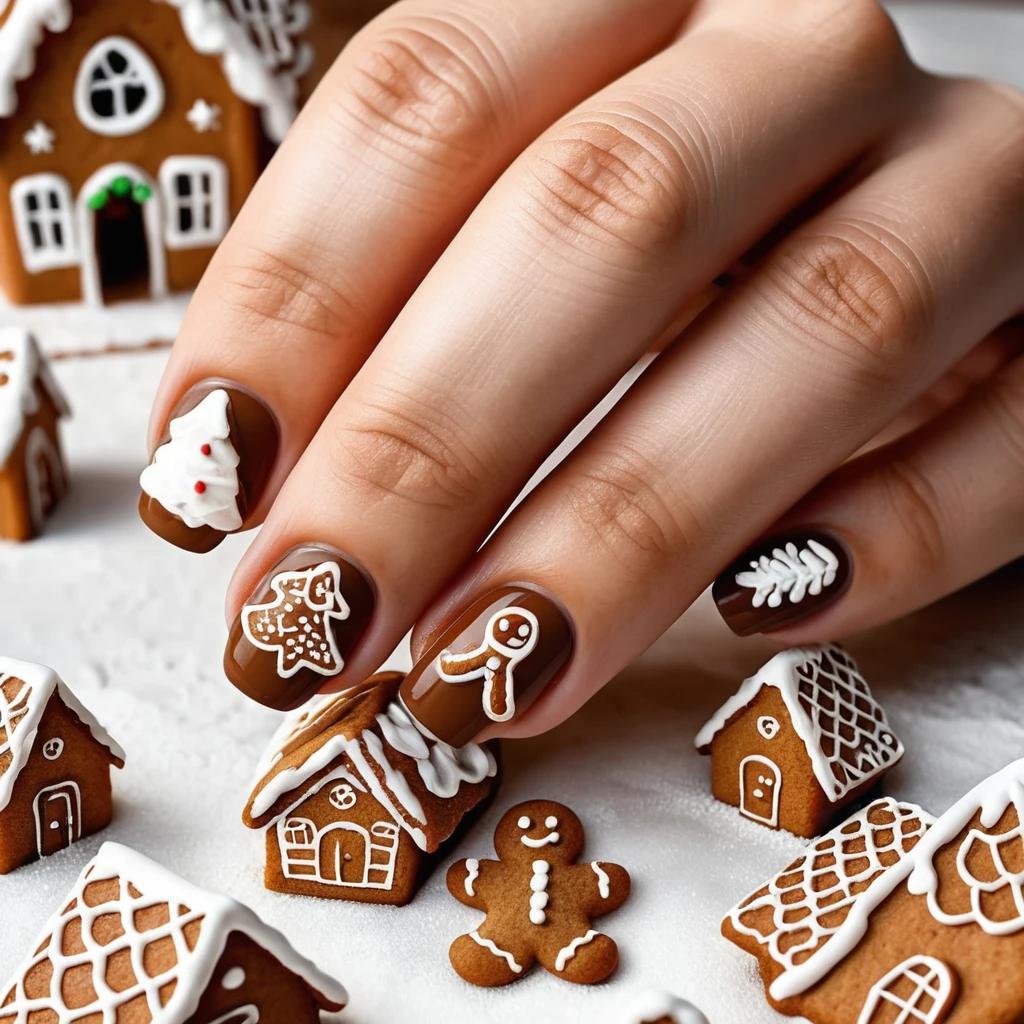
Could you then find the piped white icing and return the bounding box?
[592,861,610,899]
[555,929,598,971]
[628,990,710,1024]
[529,860,549,925]
[735,538,840,608]
[469,931,522,973]
[0,0,72,118]
[140,389,242,532]
[464,858,479,897]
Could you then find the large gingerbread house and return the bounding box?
[0,327,69,540]
[0,656,124,873]
[724,760,1024,1023]
[696,646,905,837]
[243,672,499,905]
[0,841,348,1022]
[0,0,313,307]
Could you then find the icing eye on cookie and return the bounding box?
[520,816,561,848]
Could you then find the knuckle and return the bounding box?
[565,448,699,567]
[765,232,927,384]
[220,244,363,343]
[521,118,695,255]
[804,0,907,74]
[334,387,494,512]
[339,12,507,169]
[878,458,947,573]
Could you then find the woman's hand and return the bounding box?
[141,0,1024,741]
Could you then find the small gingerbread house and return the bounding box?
[627,991,710,1024]
[724,759,1024,1023]
[0,0,311,307]
[0,841,348,1022]
[243,672,499,905]
[695,645,904,837]
[0,327,69,540]
[0,656,124,874]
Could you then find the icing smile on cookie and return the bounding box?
[518,814,560,848]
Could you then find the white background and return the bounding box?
[1,4,1023,1022]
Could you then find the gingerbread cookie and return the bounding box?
[447,800,630,986]
[627,990,710,1024]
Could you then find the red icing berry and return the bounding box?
[200,443,212,456]
[194,481,207,494]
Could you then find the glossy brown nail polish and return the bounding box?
[400,585,574,746]
[138,380,278,553]
[224,544,376,711]
[713,529,853,636]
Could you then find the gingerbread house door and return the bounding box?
[857,956,957,1024]
[739,755,782,827]
[318,822,370,885]
[34,782,82,856]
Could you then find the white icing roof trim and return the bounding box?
[0,327,69,467]
[627,989,710,1024]
[695,645,904,803]
[0,0,297,141]
[771,757,1024,1001]
[0,656,124,812]
[1,842,348,1020]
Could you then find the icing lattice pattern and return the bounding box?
[728,799,933,975]
[0,864,205,1022]
[0,675,34,779]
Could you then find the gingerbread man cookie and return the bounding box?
[436,607,539,722]
[447,800,630,986]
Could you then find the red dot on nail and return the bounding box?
[194,481,207,494]
[200,443,212,456]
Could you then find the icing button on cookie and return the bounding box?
[447,799,630,987]
[400,585,574,746]
[712,529,852,636]
[138,380,278,553]
[224,544,376,711]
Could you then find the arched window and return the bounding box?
[74,37,164,137]
[159,157,229,250]
[10,174,77,272]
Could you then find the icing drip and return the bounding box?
[140,389,242,531]
[469,931,523,973]
[0,0,72,118]
[591,861,610,899]
[464,858,479,897]
[555,929,598,971]
[529,860,549,925]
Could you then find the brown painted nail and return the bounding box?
[400,584,574,746]
[713,529,853,636]
[138,380,278,553]
[224,544,376,711]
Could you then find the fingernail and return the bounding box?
[224,544,376,710]
[138,380,278,553]
[713,529,853,636]
[400,585,574,746]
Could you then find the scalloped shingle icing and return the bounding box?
[696,645,904,803]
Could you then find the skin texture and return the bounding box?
[144,0,1024,736]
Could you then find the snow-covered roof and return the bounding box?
[0,0,297,141]
[696,645,904,803]
[0,656,124,812]
[0,841,348,1021]
[244,674,498,853]
[0,327,69,467]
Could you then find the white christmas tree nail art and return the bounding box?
[735,539,840,608]
[242,563,350,679]
[139,389,242,532]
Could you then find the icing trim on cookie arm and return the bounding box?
[580,861,631,915]
[447,858,493,910]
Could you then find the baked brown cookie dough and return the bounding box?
[627,991,710,1024]
[447,799,630,986]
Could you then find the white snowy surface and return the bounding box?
[0,351,1022,1024]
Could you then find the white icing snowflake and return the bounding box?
[186,99,222,133]
[23,121,55,155]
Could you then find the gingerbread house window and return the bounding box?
[229,0,312,71]
[10,174,78,273]
[74,37,165,137]
[159,158,229,251]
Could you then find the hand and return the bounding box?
[141,0,1024,742]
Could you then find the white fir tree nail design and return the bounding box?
[734,539,840,609]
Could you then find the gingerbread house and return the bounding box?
[243,672,500,905]
[0,0,317,307]
[724,759,1024,1023]
[0,841,348,1022]
[627,992,710,1024]
[0,655,124,873]
[0,327,69,540]
[695,645,904,837]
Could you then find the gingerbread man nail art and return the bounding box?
[447,800,631,987]
[436,607,539,722]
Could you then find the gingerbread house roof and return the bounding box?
[0,656,124,813]
[0,841,348,1022]
[0,328,69,468]
[0,0,298,141]
[627,990,709,1024]
[695,645,905,803]
[243,673,498,853]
